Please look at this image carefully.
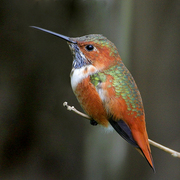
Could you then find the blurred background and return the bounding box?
[0,0,180,179]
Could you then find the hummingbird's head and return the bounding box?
[69,34,121,70]
[30,26,121,70]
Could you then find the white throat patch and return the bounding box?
[70,65,98,91]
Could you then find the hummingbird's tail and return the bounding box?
[109,118,155,172]
[132,129,155,172]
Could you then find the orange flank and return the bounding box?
[74,76,109,127]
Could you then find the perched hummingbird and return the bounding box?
[31,26,155,171]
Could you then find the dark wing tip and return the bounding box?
[109,118,138,147]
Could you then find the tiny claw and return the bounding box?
[90,119,98,126]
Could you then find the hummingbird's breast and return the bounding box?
[70,65,110,127]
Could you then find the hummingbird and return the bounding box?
[31,26,155,171]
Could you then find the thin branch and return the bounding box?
[63,102,91,119]
[148,139,180,158]
[63,101,180,158]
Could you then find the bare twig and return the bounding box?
[63,101,180,158]
[63,102,91,119]
[148,139,180,158]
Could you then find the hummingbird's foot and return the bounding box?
[90,119,98,126]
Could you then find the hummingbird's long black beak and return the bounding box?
[30,26,77,44]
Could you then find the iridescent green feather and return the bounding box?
[90,62,143,117]
[90,72,107,87]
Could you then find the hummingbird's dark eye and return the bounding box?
[85,44,94,51]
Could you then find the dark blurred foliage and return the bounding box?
[0,0,180,180]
